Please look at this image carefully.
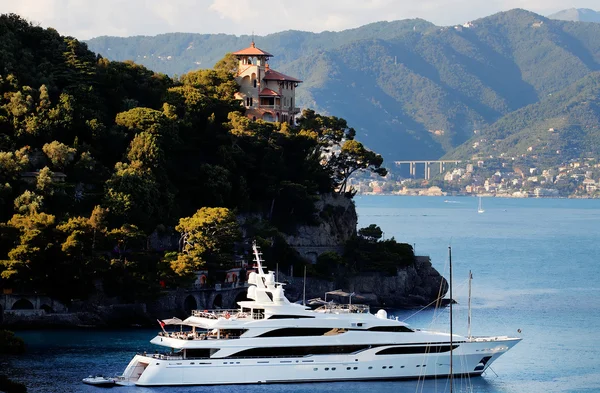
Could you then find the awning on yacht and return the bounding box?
[162,317,183,325]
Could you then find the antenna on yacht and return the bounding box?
[468,270,472,340]
[302,265,307,306]
[252,241,266,276]
[449,246,454,392]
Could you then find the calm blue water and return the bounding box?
[3,196,600,393]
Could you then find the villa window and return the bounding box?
[253,79,257,88]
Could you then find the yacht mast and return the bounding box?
[302,265,307,306]
[468,270,473,340]
[449,246,454,392]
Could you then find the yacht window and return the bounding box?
[267,314,315,319]
[257,328,346,337]
[367,326,415,332]
[185,348,220,358]
[376,345,458,355]
[228,345,373,358]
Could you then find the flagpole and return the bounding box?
[157,319,166,334]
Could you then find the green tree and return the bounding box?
[296,109,356,150]
[14,190,43,214]
[1,212,56,284]
[104,161,161,230]
[172,207,240,276]
[36,166,54,195]
[213,53,239,75]
[332,140,387,193]
[42,141,76,170]
[358,224,383,242]
[0,148,30,182]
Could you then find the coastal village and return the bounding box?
[350,158,600,198]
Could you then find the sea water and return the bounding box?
[3,196,600,393]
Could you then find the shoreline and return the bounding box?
[355,193,599,199]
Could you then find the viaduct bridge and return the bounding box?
[394,160,462,180]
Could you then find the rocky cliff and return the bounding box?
[282,256,447,308]
[285,193,357,263]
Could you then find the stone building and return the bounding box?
[233,41,302,124]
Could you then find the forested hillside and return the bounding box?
[87,9,600,162]
[446,72,600,166]
[0,14,389,304]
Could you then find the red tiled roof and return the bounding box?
[263,68,302,83]
[258,88,280,96]
[232,42,273,57]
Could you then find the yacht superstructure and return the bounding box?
[118,244,520,386]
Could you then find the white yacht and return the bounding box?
[117,244,520,386]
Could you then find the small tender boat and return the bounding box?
[82,375,115,387]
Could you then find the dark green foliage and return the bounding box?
[314,227,414,277]
[358,224,383,242]
[344,236,415,276]
[0,15,386,302]
[0,329,25,355]
[0,375,27,393]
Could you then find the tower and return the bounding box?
[232,41,302,124]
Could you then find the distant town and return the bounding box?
[350,158,600,198]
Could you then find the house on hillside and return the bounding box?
[233,41,302,124]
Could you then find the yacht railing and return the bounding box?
[314,303,370,314]
[191,309,254,320]
[158,331,243,340]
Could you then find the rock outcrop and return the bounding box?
[282,256,447,308]
[285,193,357,263]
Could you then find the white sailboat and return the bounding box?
[477,197,485,214]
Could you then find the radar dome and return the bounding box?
[248,272,257,285]
[247,286,256,300]
[376,309,388,320]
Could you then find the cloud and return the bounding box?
[0,0,598,39]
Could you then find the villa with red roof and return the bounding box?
[233,41,302,124]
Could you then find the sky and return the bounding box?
[0,0,598,40]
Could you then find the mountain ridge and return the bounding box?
[548,8,600,23]
[86,9,600,163]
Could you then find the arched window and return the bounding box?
[184,295,197,314]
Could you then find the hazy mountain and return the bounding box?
[548,8,600,23]
[87,9,600,162]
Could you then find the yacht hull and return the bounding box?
[121,338,520,386]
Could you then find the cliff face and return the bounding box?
[282,256,447,308]
[285,194,357,262]
[281,194,448,308]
